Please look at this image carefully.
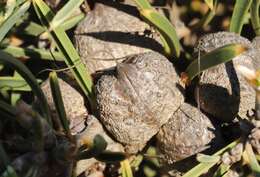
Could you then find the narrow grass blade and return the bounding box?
[182,44,248,84]
[77,135,108,160]
[182,139,239,177]
[140,8,181,57]
[32,0,95,110]
[0,1,30,42]
[0,76,41,91]
[230,0,253,34]
[21,21,45,36]
[250,0,260,36]
[50,0,84,30]
[61,13,85,31]
[213,163,230,177]
[0,50,52,126]
[96,151,127,163]
[120,159,133,177]
[243,143,260,174]
[1,45,64,61]
[49,72,71,136]
[196,153,220,163]
[133,0,152,9]
[4,0,16,21]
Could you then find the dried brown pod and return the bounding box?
[74,1,163,74]
[194,32,256,122]
[156,103,217,164]
[96,52,184,153]
[41,78,88,134]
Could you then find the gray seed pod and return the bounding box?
[156,103,216,164]
[195,32,256,122]
[96,52,184,153]
[41,78,88,134]
[74,2,162,74]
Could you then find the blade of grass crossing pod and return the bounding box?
[33,0,95,110]
[182,139,240,177]
[140,8,181,57]
[250,0,260,36]
[243,143,260,173]
[0,51,52,126]
[230,0,253,34]
[1,45,64,61]
[49,72,71,137]
[61,13,85,31]
[50,0,84,30]
[183,44,248,84]
[120,159,134,177]
[0,1,30,42]
[132,0,152,9]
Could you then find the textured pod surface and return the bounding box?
[41,78,88,134]
[156,103,217,164]
[74,1,162,74]
[194,32,256,122]
[96,52,184,153]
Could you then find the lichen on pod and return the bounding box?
[156,103,218,164]
[194,32,256,122]
[96,52,184,153]
[74,1,162,74]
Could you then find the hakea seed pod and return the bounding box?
[156,103,218,164]
[74,1,162,74]
[96,52,184,153]
[194,32,257,122]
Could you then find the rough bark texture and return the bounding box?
[41,78,88,134]
[156,103,216,164]
[194,32,256,122]
[74,1,163,74]
[96,52,184,153]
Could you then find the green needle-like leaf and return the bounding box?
[0,1,30,42]
[49,72,70,136]
[196,153,220,163]
[205,0,214,10]
[50,0,84,30]
[120,159,133,177]
[183,44,248,83]
[182,139,239,177]
[1,45,64,61]
[133,0,181,57]
[0,50,52,125]
[32,0,95,111]
[250,0,260,36]
[230,0,253,34]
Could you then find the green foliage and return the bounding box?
[183,44,248,83]
[250,0,260,36]
[32,0,95,111]
[133,0,181,57]
[230,0,253,34]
